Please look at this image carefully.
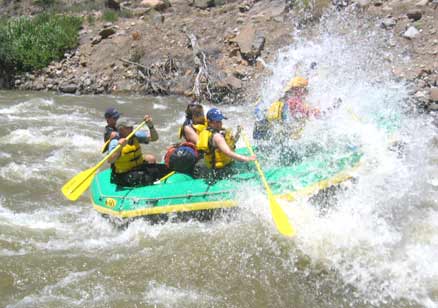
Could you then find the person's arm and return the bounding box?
[107,138,127,164]
[184,125,199,144]
[144,114,158,142]
[104,127,118,142]
[213,133,256,162]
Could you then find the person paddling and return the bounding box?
[107,115,168,187]
[195,108,255,179]
[253,76,323,140]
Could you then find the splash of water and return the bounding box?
[252,8,438,307]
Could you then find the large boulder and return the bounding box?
[59,83,78,94]
[234,24,265,64]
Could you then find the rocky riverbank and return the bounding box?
[3,0,438,110]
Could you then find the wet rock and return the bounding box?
[403,26,420,39]
[59,83,78,94]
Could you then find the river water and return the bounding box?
[1,9,437,308]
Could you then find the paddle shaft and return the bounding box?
[63,121,146,198]
[92,120,147,174]
[241,136,273,197]
[241,130,295,237]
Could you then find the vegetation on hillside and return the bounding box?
[0,12,82,77]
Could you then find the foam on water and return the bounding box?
[250,8,438,307]
[144,280,220,307]
[1,8,437,307]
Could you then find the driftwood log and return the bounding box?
[182,29,213,102]
[119,56,177,95]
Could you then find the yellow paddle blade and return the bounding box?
[269,194,296,237]
[61,121,146,202]
[241,129,296,237]
[61,166,98,201]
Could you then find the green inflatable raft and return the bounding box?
[90,145,362,221]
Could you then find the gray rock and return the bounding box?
[192,0,215,9]
[235,24,265,64]
[139,0,170,11]
[91,36,102,45]
[415,0,429,6]
[130,7,151,16]
[403,26,420,39]
[427,103,438,111]
[59,83,78,94]
[381,17,396,29]
[84,78,93,86]
[355,0,371,7]
[430,88,438,102]
[224,75,242,89]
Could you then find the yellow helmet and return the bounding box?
[285,76,308,91]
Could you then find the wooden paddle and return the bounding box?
[61,121,146,201]
[241,130,295,237]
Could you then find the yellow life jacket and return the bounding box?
[193,123,207,134]
[114,138,144,173]
[197,128,235,169]
[266,101,284,122]
[178,121,207,139]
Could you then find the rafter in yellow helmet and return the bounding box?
[284,76,309,91]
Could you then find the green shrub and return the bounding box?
[102,9,118,22]
[0,13,82,73]
[86,14,96,26]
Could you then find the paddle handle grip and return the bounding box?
[97,121,146,170]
